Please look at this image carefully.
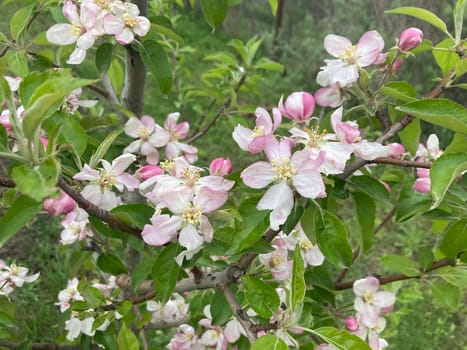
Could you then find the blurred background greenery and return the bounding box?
[0,0,465,349]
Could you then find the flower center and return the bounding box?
[160,160,175,174]
[9,264,20,275]
[71,25,84,37]
[305,126,327,148]
[299,239,312,251]
[98,171,117,190]
[137,127,151,141]
[271,157,296,182]
[252,125,265,137]
[69,223,82,236]
[269,255,283,268]
[362,291,374,304]
[338,45,357,64]
[123,13,137,28]
[181,167,200,186]
[95,0,110,9]
[182,204,202,225]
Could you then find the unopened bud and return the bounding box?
[43,191,75,215]
[137,165,164,181]
[345,316,359,331]
[388,143,405,159]
[278,91,315,122]
[209,157,232,176]
[398,27,423,51]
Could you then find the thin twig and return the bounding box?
[334,258,453,290]
[371,157,431,169]
[374,206,397,234]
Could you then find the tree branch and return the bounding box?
[370,157,431,169]
[334,258,454,290]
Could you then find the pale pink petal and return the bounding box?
[413,177,431,193]
[160,187,193,214]
[80,1,99,29]
[125,117,144,138]
[240,161,274,189]
[315,85,344,108]
[178,225,204,256]
[111,153,136,174]
[324,34,352,57]
[117,173,139,191]
[102,13,125,35]
[291,149,325,173]
[356,30,385,67]
[63,1,79,24]
[293,172,326,199]
[134,17,151,36]
[232,125,254,151]
[199,215,213,242]
[67,47,87,65]
[354,298,379,328]
[73,164,99,181]
[303,245,325,266]
[352,141,390,160]
[76,31,95,50]
[426,134,440,156]
[264,138,292,163]
[195,187,228,213]
[46,24,77,45]
[353,276,380,296]
[116,28,135,45]
[149,127,170,147]
[374,291,396,309]
[142,214,182,246]
[255,107,273,132]
[257,182,294,230]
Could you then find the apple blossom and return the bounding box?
[64,315,95,341]
[398,27,423,51]
[46,1,100,64]
[241,138,326,229]
[413,176,431,193]
[162,113,198,163]
[317,30,385,87]
[168,324,201,350]
[232,107,281,153]
[353,276,396,328]
[258,238,293,280]
[56,278,84,313]
[73,153,139,210]
[315,84,346,107]
[387,143,405,159]
[283,224,324,266]
[278,91,315,122]
[60,207,90,245]
[0,261,39,289]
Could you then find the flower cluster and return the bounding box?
[343,276,396,350]
[0,260,39,296]
[235,93,389,230]
[413,134,441,193]
[46,0,150,64]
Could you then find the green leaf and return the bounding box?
[200,0,228,29]
[455,56,467,78]
[95,43,115,75]
[140,39,172,94]
[385,7,449,36]
[6,50,29,77]
[117,324,139,350]
[0,125,8,152]
[313,327,371,350]
[151,23,184,44]
[242,277,279,318]
[454,0,466,44]
[211,289,232,325]
[437,266,467,288]
[346,175,390,203]
[433,38,460,75]
[430,281,462,310]
[43,113,88,156]
[281,204,304,235]
[430,152,467,208]
[10,5,34,40]
[226,196,269,255]
[380,254,419,277]
[11,158,60,201]
[88,217,127,240]
[291,245,305,313]
[267,0,279,16]
[440,219,467,260]
[445,133,467,154]
[396,99,467,134]
[388,105,420,154]
[352,192,375,251]
[0,311,16,328]
[82,286,104,308]
[108,58,124,95]
[0,194,42,248]
[315,210,353,267]
[89,127,123,168]
[97,253,128,275]
[251,334,288,350]
[131,256,154,290]
[380,81,417,103]
[152,244,182,304]
[111,204,154,229]
[254,57,284,73]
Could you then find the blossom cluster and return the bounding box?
[46,0,150,64]
[344,276,396,350]
[413,134,441,193]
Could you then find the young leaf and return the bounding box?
[242,277,279,318]
[396,99,467,134]
[346,175,390,203]
[152,244,182,304]
[315,210,353,267]
[454,0,466,44]
[437,266,467,289]
[140,40,172,94]
[117,324,139,350]
[267,0,278,16]
[380,81,417,103]
[398,117,420,155]
[95,43,115,75]
[251,334,288,350]
[352,192,375,251]
[0,194,42,248]
[430,152,467,209]
[211,289,233,325]
[396,177,432,222]
[111,204,154,229]
[10,5,34,40]
[430,281,461,310]
[200,0,228,29]
[380,254,419,277]
[439,219,467,260]
[89,127,123,168]
[291,245,305,313]
[6,50,29,77]
[433,38,460,76]
[385,7,450,37]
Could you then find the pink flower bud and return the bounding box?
[278,91,315,122]
[398,27,423,51]
[40,137,49,149]
[381,305,394,313]
[413,177,431,193]
[137,165,164,181]
[43,191,75,215]
[392,58,403,72]
[417,168,430,178]
[345,317,359,332]
[209,157,232,176]
[388,143,405,159]
[381,181,391,192]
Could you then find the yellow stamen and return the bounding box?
[271,157,296,182]
[182,204,202,225]
[338,45,357,64]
